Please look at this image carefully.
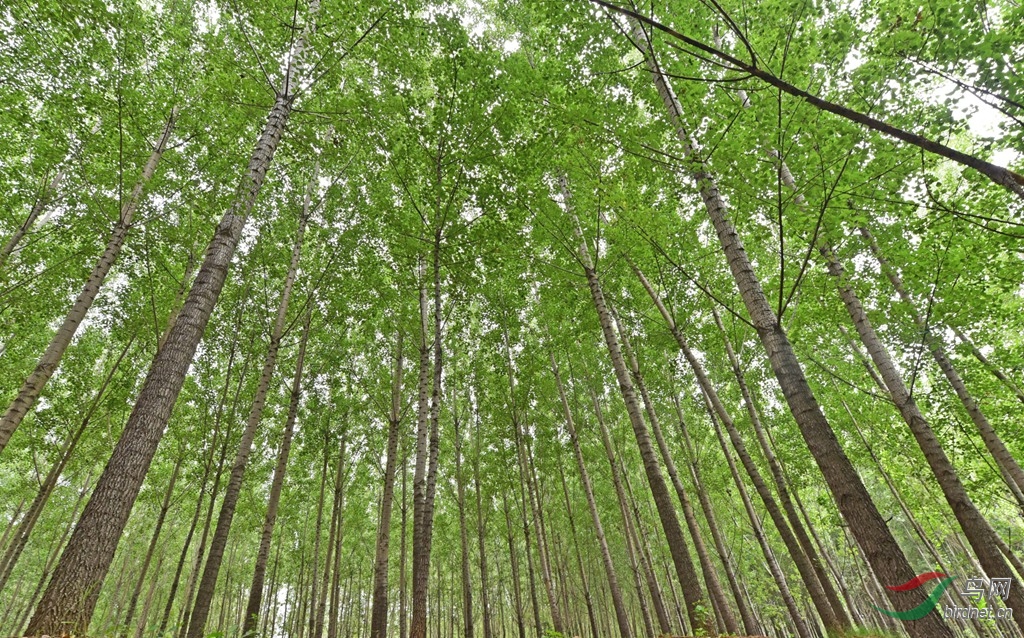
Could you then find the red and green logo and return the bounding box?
[874,572,955,620]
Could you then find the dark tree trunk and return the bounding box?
[242,311,310,637]
[370,332,405,638]
[25,7,321,630]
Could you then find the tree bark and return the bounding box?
[0,107,177,453]
[242,311,310,637]
[821,242,1024,633]
[860,225,1024,509]
[186,186,310,638]
[625,21,953,636]
[24,4,322,630]
[120,453,182,637]
[370,332,405,638]
[550,352,634,638]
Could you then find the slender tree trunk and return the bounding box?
[313,432,344,638]
[556,462,600,638]
[861,225,1024,508]
[609,306,735,635]
[621,471,676,636]
[176,389,239,638]
[632,263,839,634]
[400,438,409,638]
[454,412,475,638]
[242,311,310,637]
[17,473,92,636]
[0,108,177,453]
[674,401,760,636]
[0,336,133,594]
[24,5,324,630]
[411,255,434,638]
[519,454,542,636]
[590,391,657,638]
[187,191,310,638]
[474,413,494,638]
[564,189,711,635]
[822,242,1024,633]
[327,430,347,638]
[626,23,952,636]
[710,304,850,629]
[502,493,526,638]
[691,395,811,638]
[172,334,247,638]
[120,454,182,637]
[550,353,634,638]
[308,434,330,638]
[370,332,405,638]
[132,549,165,638]
[520,430,564,634]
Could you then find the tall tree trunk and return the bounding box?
[520,428,564,634]
[821,242,1024,633]
[564,187,711,635]
[672,397,760,636]
[327,429,347,638]
[454,412,474,638]
[131,549,165,638]
[609,305,735,635]
[502,492,526,638]
[313,430,344,638]
[589,391,657,638]
[186,190,310,638]
[626,23,952,637]
[518,451,542,636]
[709,303,850,629]
[242,311,310,637]
[690,395,811,638]
[411,254,434,638]
[400,437,409,638]
[120,453,182,637]
[176,377,241,638]
[556,461,600,638]
[621,471,677,636]
[173,333,248,638]
[25,4,322,630]
[0,336,133,594]
[370,332,405,638]
[860,225,1024,509]
[474,412,494,638]
[632,263,840,634]
[0,108,177,453]
[550,352,634,638]
[307,434,330,638]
